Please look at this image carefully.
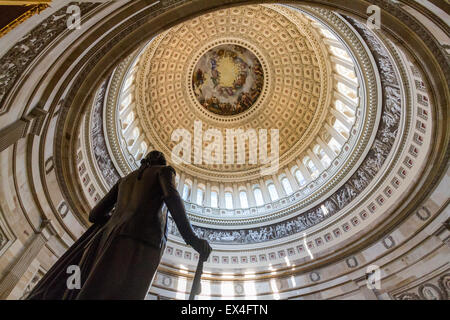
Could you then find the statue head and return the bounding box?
[141,150,167,166]
[137,150,167,180]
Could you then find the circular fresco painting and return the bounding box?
[192,44,264,116]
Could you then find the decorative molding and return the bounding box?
[0,2,99,114]
[89,76,120,188]
[0,106,47,152]
[0,4,49,38]
[392,267,450,300]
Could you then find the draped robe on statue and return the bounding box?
[27,165,199,300]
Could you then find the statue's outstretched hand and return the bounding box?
[191,238,212,261]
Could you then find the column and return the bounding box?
[258,179,271,203]
[334,73,358,90]
[119,102,134,117]
[191,179,198,204]
[0,220,56,299]
[246,183,256,207]
[0,107,47,153]
[325,123,346,146]
[353,276,379,300]
[331,108,352,131]
[296,158,312,182]
[122,85,134,98]
[123,117,138,137]
[323,38,344,49]
[177,172,185,194]
[285,167,299,190]
[130,135,144,156]
[232,184,240,208]
[330,55,354,70]
[205,182,211,207]
[307,149,325,172]
[272,175,286,198]
[316,137,336,159]
[219,183,225,208]
[335,91,358,111]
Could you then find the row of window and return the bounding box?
[118,59,151,161]
[178,164,317,209]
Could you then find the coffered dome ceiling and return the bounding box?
[125,5,335,175]
[95,3,387,234]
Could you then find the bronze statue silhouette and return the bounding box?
[27,150,212,300]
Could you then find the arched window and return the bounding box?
[140,141,148,156]
[132,127,140,139]
[210,190,218,208]
[304,158,319,178]
[196,187,205,206]
[239,191,249,208]
[328,137,341,154]
[267,183,279,201]
[128,127,139,147]
[329,46,351,60]
[121,93,132,106]
[333,119,349,139]
[333,118,348,132]
[320,28,336,39]
[295,169,306,186]
[225,192,233,209]
[122,111,134,130]
[123,76,133,91]
[136,142,147,160]
[281,177,293,195]
[253,187,264,206]
[182,182,191,201]
[314,146,331,168]
[319,149,331,167]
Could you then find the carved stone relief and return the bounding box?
[0,225,7,252]
[19,269,45,300]
[393,272,449,300]
[90,77,120,188]
[0,2,99,114]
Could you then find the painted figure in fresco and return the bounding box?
[193,69,205,87]
[192,44,264,116]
